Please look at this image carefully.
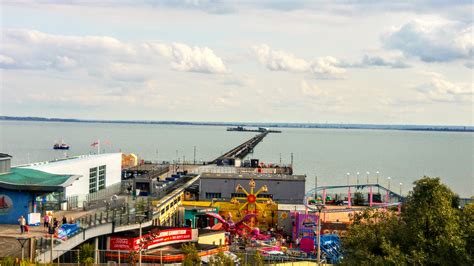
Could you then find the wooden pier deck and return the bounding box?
[210,131,268,163]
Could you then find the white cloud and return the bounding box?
[383,17,473,64]
[310,56,346,76]
[0,54,16,67]
[155,43,229,74]
[252,44,309,72]
[415,72,473,103]
[340,52,410,68]
[1,29,136,71]
[300,80,323,97]
[1,28,228,75]
[4,0,472,20]
[251,44,345,78]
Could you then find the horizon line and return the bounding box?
[1,115,473,132]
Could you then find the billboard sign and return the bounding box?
[109,228,196,251]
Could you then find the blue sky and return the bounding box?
[1,1,472,125]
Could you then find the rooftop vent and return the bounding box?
[0,154,12,174]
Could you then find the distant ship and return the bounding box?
[227,126,281,133]
[53,140,70,150]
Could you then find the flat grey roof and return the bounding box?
[200,172,306,181]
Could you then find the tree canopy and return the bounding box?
[182,243,201,266]
[342,177,472,265]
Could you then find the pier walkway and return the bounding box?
[210,131,268,164]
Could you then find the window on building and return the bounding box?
[205,193,222,199]
[89,167,98,193]
[98,165,106,190]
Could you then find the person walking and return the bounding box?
[62,216,67,225]
[53,218,59,229]
[43,214,50,231]
[18,215,26,234]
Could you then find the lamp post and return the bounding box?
[48,224,55,263]
[366,171,370,184]
[137,214,146,266]
[399,183,403,196]
[315,203,325,266]
[314,175,318,201]
[386,177,391,204]
[376,171,380,193]
[356,172,360,186]
[16,237,29,261]
[347,173,352,208]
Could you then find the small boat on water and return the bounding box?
[53,140,70,150]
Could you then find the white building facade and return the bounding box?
[23,153,122,209]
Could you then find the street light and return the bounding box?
[376,171,380,193]
[399,183,403,196]
[366,171,370,184]
[315,203,325,266]
[346,172,350,186]
[137,214,147,266]
[16,237,29,261]
[356,172,360,186]
[386,177,391,204]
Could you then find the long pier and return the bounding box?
[210,131,268,163]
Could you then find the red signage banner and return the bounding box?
[109,228,194,251]
[109,237,133,250]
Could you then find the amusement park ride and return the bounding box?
[202,177,404,264]
[304,184,404,214]
[230,179,277,226]
[205,179,276,240]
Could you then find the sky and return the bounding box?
[0,0,473,125]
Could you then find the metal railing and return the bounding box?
[86,182,123,203]
[35,175,200,261]
[36,198,153,254]
[36,249,319,265]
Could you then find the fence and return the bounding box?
[86,182,123,203]
[36,198,154,254]
[35,249,319,266]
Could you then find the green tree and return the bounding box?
[402,177,467,265]
[0,256,15,266]
[208,249,234,266]
[182,243,201,266]
[253,251,264,266]
[342,177,470,265]
[460,202,474,263]
[78,243,95,265]
[342,208,408,265]
[236,252,250,266]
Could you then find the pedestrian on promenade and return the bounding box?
[62,216,67,225]
[53,218,59,229]
[43,214,50,231]
[18,215,26,234]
